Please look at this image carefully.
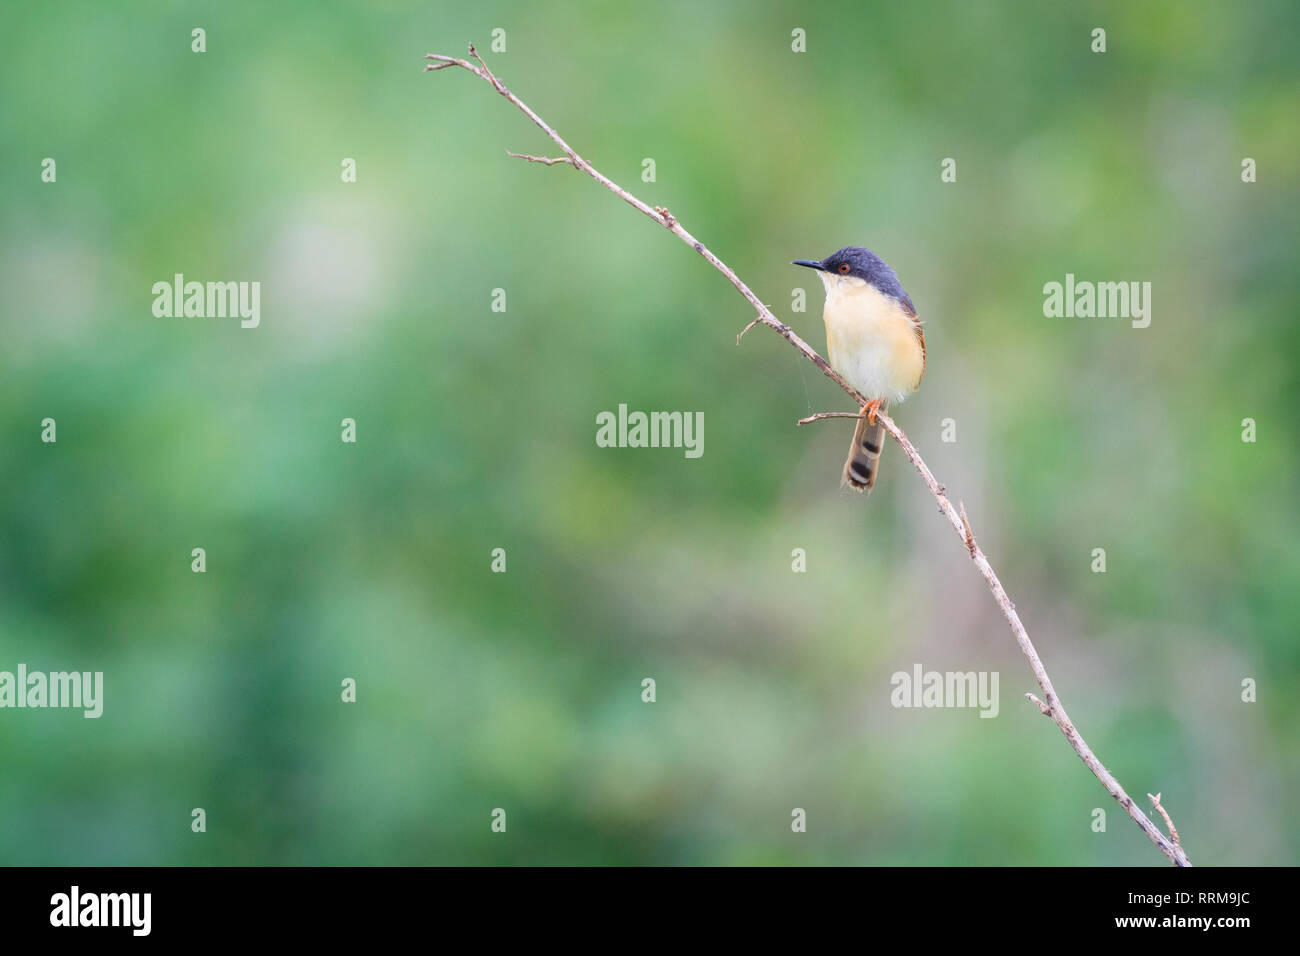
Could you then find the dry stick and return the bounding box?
[424,44,1192,868]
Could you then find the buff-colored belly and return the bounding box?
[823,282,924,402]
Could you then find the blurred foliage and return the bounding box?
[1,0,1297,864]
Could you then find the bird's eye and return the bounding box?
[838,262,850,274]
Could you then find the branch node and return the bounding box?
[959,502,976,557]
[1025,693,1051,716]
[466,42,507,92]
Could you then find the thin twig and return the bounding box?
[958,502,977,558]
[424,43,1192,868]
[1148,793,1182,847]
[737,317,762,343]
[797,411,867,426]
[506,150,574,166]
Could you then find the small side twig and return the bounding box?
[797,411,867,426]
[507,150,574,166]
[958,502,976,557]
[1148,793,1181,847]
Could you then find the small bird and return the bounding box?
[794,247,926,492]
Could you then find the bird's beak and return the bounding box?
[792,259,826,271]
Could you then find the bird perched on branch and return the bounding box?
[794,247,926,492]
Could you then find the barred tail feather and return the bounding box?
[842,401,887,493]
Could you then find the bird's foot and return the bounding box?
[861,399,883,427]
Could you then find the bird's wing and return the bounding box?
[897,293,926,387]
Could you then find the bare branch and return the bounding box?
[424,44,1192,868]
[871,410,1190,865]
[424,44,862,404]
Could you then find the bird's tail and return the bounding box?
[842,401,887,493]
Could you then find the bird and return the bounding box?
[793,247,925,492]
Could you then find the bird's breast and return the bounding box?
[823,281,924,403]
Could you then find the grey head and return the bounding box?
[793,246,913,310]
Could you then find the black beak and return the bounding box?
[792,259,826,271]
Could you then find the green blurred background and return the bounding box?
[2,1,1297,865]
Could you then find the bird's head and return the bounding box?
[793,246,902,297]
